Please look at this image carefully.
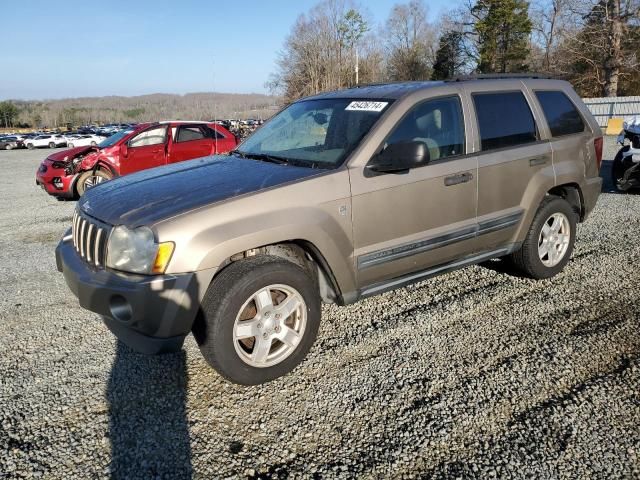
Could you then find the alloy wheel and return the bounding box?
[538,212,570,267]
[233,284,307,368]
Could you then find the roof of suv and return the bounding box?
[302,74,560,102]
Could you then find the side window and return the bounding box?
[129,126,167,148]
[386,96,465,161]
[175,126,206,143]
[535,90,585,137]
[473,91,537,151]
[208,127,226,140]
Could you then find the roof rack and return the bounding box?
[353,80,432,88]
[447,73,555,82]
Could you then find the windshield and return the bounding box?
[236,98,391,168]
[98,129,133,148]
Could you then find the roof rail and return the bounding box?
[447,73,555,82]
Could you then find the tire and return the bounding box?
[76,169,112,196]
[509,196,577,279]
[90,141,97,146]
[48,142,55,148]
[27,143,34,150]
[68,143,74,148]
[193,256,321,385]
[611,146,633,192]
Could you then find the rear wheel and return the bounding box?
[193,256,321,385]
[90,141,97,146]
[76,169,112,196]
[68,143,74,148]
[509,196,577,279]
[27,143,34,150]
[5,144,12,150]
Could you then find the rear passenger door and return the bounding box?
[470,87,554,251]
[169,125,212,163]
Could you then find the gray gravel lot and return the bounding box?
[1,139,639,479]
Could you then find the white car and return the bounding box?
[25,134,67,149]
[67,134,102,148]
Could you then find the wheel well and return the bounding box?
[548,183,585,221]
[222,241,343,305]
[95,162,116,177]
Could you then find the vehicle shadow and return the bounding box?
[107,341,192,479]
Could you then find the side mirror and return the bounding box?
[121,143,129,158]
[367,140,430,173]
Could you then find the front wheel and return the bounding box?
[76,169,112,196]
[48,142,55,148]
[68,143,74,148]
[27,143,34,150]
[193,256,321,385]
[509,196,577,279]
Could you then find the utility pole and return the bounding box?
[355,48,359,85]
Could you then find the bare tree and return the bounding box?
[558,0,639,96]
[267,0,376,101]
[384,0,437,81]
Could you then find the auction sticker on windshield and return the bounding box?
[345,101,388,112]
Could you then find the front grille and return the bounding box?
[72,211,110,268]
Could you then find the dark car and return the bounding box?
[0,136,21,150]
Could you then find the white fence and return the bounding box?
[582,96,640,127]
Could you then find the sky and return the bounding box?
[1,0,451,100]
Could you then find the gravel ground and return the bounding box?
[0,138,639,479]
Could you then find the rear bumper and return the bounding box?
[56,236,204,354]
[582,176,603,220]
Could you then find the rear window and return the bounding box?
[473,91,537,151]
[535,91,585,137]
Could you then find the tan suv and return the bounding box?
[56,76,603,384]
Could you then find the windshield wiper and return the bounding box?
[238,152,289,165]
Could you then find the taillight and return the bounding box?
[594,137,603,170]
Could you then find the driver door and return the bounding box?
[350,95,479,288]
[121,126,168,174]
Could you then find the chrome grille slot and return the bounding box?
[71,210,110,268]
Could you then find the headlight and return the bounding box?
[106,225,174,274]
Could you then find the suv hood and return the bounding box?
[79,155,323,226]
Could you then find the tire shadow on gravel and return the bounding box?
[107,342,192,480]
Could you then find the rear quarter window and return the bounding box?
[473,91,538,151]
[535,90,585,137]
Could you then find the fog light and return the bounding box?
[109,295,132,322]
[52,177,63,189]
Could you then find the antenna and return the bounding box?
[212,57,218,153]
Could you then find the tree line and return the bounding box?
[268,0,640,102]
[0,93,278,130]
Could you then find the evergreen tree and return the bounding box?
[431,31,464,80]
[472,0,532,73]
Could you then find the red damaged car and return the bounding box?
[36,121,237,198]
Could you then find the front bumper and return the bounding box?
[56,236,202,354]
[36,164,76,198]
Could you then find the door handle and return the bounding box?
[529,157,548,166]
[444,172,473,186]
